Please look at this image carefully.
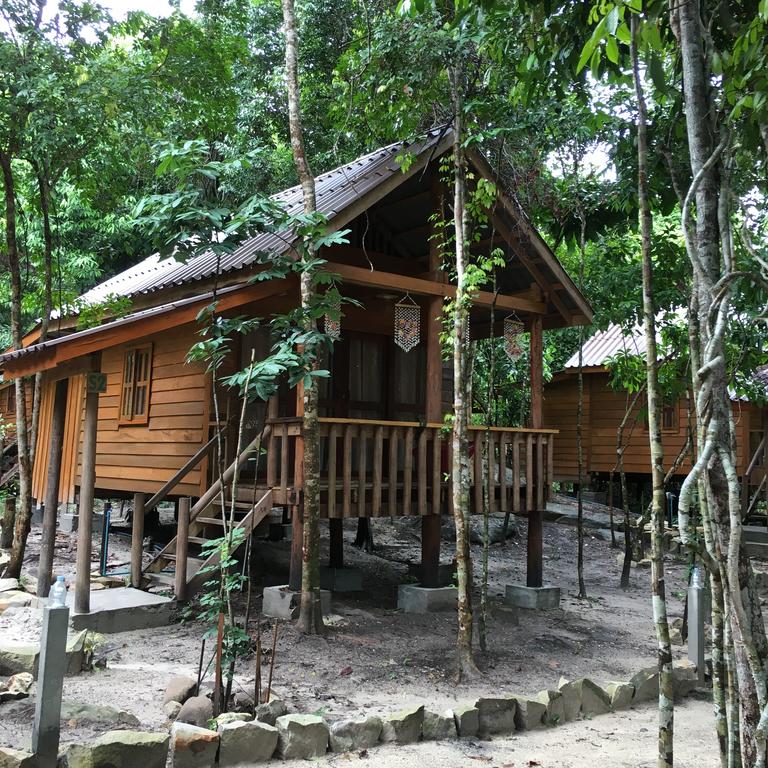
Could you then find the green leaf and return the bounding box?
[648,53,665,92]
[605,36,619,64]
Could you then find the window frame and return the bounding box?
[118,344,153,426]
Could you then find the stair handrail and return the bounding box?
[142,425,272,576]
[188,425,272,523]
[144,430,222,514]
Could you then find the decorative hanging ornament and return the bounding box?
[394,293,421,352]
[324,311,341,341]
[503,314,524,360]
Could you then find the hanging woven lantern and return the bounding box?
[394,294,420,352]
[503,314,524,360]
[324,313,341,341]
[323,295,341,341]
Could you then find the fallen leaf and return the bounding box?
[358,749,368,758]
[340,666,353,677]
[468,757,492,763]
[528,761,542,766]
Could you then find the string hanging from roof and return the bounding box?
[503,314,524,360]
[394,293,420,352]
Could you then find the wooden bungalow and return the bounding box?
[0,129,593,612]
[543,322,768,514]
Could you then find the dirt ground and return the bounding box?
[0,496,716,763]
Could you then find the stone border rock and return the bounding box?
[0,660,704,767]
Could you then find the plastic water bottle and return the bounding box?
[49,575,68,607]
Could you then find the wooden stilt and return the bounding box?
[527,313,545,589]
[131,492,145,589]
[75,385,100,614]
[37,378,69,598]
[328,518,344,569]
[527,508,543,588]
[1,496,15,549]
[289,507,303,590]
[419,222,444,582]
[175,497,190,601]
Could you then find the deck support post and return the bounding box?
[328,518,344,569]
[289,507,303,591]
[131,492,145,589]
[37,378,68,598]
[420,190,444,584]
[75,384,100,614]
[526,508,544,588]
[527,314,545,589]
[175,497,190,602]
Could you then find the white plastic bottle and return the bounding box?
[49,575,68,607]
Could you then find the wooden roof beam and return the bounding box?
[325,261,547,315]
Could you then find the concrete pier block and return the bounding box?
[319,567,363,592]
[397,585,457,613]
[504,585,560,610]
[262,586,331,620]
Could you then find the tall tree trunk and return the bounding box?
[631,16,673,767]
[1,150,32,581]
[281,0,323,635]
[575,211,587,599]
[449,62,478,679]
[672,0,768,762]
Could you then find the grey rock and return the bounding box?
[219,720,278,765]
[513,696,547,730]
[574,678,611,717]
[380,705,424,744]
[276,714,329,759]
[165,701,183,721]
[0,578,19,593]
[61,701,140,727]
[0,747,38,767]
[535,690,565,726]
[177,696,214,729]
[556,678,581,722]
[452,704,479,738]
[163,675,198,706]
[475,697,517,735]
[0,672,33,703]
[329,716,383,752]
[422,710,455,741]
[673,659,700,697]
[170,722,219,768]
[216,712,251,726]
[603,681,634,710]
[69,730,169,768]
[630,667,659,703]
[254,698,288,726]
[0,643,37,676]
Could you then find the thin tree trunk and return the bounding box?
[28,166,54,470]
[281,0,323,635]
[576,212,587,599]
[1,150,32,581]
[449,63,478,679]
[631,16,673,767]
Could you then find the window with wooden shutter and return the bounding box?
[119,344,153,425]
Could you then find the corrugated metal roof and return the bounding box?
[120,130,447,298]
[564,322,644,368]
[52,130,447,312]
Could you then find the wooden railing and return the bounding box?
[264,416,556,517]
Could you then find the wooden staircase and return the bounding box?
[142,427,275,599]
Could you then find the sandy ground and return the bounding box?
[0,496,717,764]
